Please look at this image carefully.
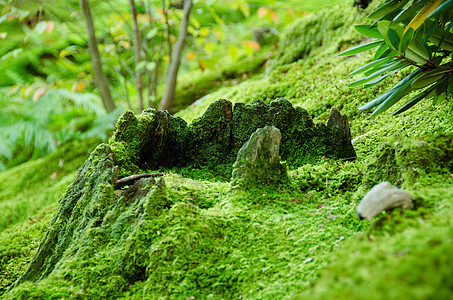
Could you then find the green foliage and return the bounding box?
[1,0,453,299]
[0,87,120,169]
[296,185,453,300]
[340,0,453,116]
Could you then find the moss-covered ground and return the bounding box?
[1,0,453,299]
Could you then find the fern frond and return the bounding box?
[56,89,106,115]
[5,70,27,85]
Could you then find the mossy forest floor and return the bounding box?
[1,1,453,299]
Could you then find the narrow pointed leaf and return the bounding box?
[375,43,390,59]
[364,59,408,77]
[371,69,422,115]
[427,0,453,18]
[348,57,393,77]
[393,84,437,114]
[350,59,408,87]
[339,40,384,56]
[393,0,429,23]
[404,0,443,33]
[411,67,451,89]
[369,0,408,19]
[355,25,384,39]
[388,28,401,50]
[363,67,404,88]
[399,27,414,52]
[359,69,422,111]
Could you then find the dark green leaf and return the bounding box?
[393,84,437,114]
[399,27,414,53]
[388,28,401,50]
[411,67,451,89]
[427,0,453,18]
[374,43,390,59]
[371,69,422,115]
[359,68,421,111]
[393,0,429,23]
[369,0,409,19]
[338,40,384,56]
[350,59,409,87]
[348,57,393,77]
[355,25,384,39]
[364,59,408,77]
[363,68,403,88]
[405,39,430,64]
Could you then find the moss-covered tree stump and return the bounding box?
[11,98,356,297]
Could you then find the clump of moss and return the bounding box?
[108,98,355,181]
[272,2,370,67]
[173,50,269,112]
[364,135,453,188]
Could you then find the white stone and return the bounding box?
[356,181,413,220]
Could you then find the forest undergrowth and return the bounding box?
[1,1,453,299]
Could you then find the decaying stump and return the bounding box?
[13,98,356,292]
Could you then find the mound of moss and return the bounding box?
[3,0,453,299]
[364,135,453,188]
[110,98,355,181]
[5,97,358,298]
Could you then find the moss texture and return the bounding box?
[3,0,453,299]
[107,98,355,181]
[365,136,453,188]
[5,99,356,298]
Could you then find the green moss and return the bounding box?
[173,50,269,112]
[0,206,55,294]
[0,138,100,231]
[364,136,453,188]
[296,184,453,300]
[272,1,373,67]
[4,0,453,298]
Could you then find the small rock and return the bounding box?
[356,181,413,220]
[231,126,287,186]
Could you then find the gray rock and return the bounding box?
[356,181,413,220]
[327,107,351,141]
[231,126,287,186]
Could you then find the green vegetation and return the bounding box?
[339,0,453,116]
[1,0,452,299]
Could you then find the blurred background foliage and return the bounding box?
[0,0,343,171]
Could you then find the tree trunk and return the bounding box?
[162,0,172,62]
[130,0,144,112]
[80,0,116,112]
[158,0,192,112]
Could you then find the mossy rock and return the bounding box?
[364,135,453,187]
[108,98,355,179]
[8,98,357,296]
[231,126,288,187]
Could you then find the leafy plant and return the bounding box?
[0,86,121,170]
[340,0,453,116]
